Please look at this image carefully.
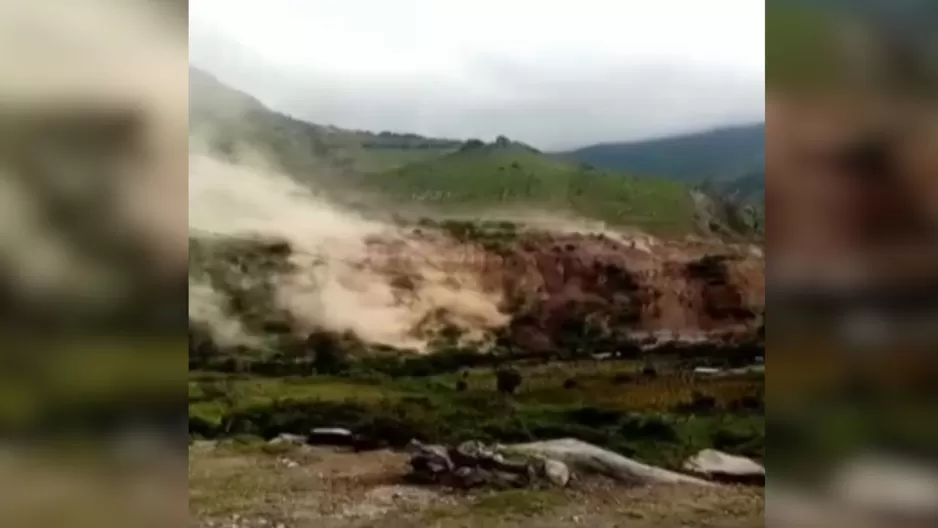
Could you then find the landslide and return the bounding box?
[189,219,764,360]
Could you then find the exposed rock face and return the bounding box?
[682,449,765,485]
[189,225,764,357]
[487,233,763,351]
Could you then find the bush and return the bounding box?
[711,426,763,459]
[496,368,523,395]
[619,414,679,443]
[456,380,468,392]
[307,331,351,374]
[563,378,578,390]
[680,391,718,413]
[568,407,622,428]
[461,139,485,151]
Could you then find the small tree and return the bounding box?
[496,368,522,395]
[307,331,349,375]
[641,364,658,379]
[461,139,485,151]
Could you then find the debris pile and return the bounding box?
[405,439,570,489]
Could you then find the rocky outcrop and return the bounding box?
[405,438,730,490]
[406,439,570,490]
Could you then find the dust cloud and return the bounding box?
[188,146,508,352]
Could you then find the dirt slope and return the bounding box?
[190,222,764,354]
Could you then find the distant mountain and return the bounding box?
[556,123,765,185]
[189,68,761,238]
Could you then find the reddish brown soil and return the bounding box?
[367,229,764,351]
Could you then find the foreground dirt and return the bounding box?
[188,442,764,528]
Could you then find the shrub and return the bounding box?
[619,415,679,442]
[461,139,485,151]
[641,365,658,379]
[456,380,468,392]
[681,391,717,413]
[496,368,523,395]
[711,426,763,459]
[563,378,578,390]
[307,331,351,374]
[568,407,622,428]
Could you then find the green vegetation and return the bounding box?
[192,68,764,238]
[190,67,460,181]
[554,124,766,219]
[190,355,764,469]
[357,143,697,236]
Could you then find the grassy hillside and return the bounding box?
[190,69,762,238]
[356,139,698,235]
[190,67,461,179]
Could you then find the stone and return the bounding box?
[268,433,307,446]
[408,440,455,482]
[309,428,354,446]
[682,449,764,485]
[453,466,486,488]
[408,438,552,489]
[543,459,570,487]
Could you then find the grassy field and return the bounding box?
[189,356,764,470]
[189,356,765,526]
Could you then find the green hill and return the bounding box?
[355,138,697,235]
[189,67,461,179]
[190,69,762,238]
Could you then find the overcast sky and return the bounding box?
[190,0,764,150]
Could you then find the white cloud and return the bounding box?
[190,0,764,149]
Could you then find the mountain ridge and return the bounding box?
[555,123,765,183]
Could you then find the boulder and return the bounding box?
[543,459,571,487]
[309,428,354,446]
[407,440,455,483]
[268,433,307,446]
[682,449,765,485]
[407,439,558,489]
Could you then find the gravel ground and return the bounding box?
[188,442,764,528]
